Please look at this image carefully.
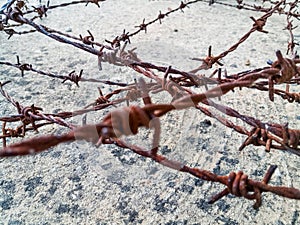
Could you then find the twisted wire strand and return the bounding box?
[1,0,300,209]
[1,123,298,207]
[191,1,285,70]
[0,82,74,129]
[0,60,128,87]
[0,72,300,207]
[1,66,300,154]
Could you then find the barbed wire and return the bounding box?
[0,0,299,209]
[0,75,299,207]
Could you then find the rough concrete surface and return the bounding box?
[0,0,299,224]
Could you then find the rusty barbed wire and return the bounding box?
[0,79,101,148]
[0,56,128,87]
[2,27,36,39]
[0,0,300,209]
[208,0,300,18]
[190,0,285,72]
[0,77,155,145]
[0,0,298,153]
[21,0,105,17]
[0,1,298,151]
[105,0,207,48]
[1,0,291,86]
[1,60,300,154]
[107,0,300,49]
[0,76,299,207]
[4,54,298,152]
[285,8,299,55]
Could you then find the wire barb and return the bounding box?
[0,0,299,210]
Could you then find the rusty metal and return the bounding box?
[0,0,299,209]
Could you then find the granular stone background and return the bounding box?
[0,0,299,224]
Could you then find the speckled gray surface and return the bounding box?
[0,0,299,224]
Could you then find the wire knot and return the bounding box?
[284,92,300,103]
[6,7,23,23]
[18,63,32,76]
[21,104,42,118]
[80,30,94,47]
[135,18,147,33]
[191,46,223,72]
[251,16,268,33]
[281,123,300,149]
[151,66,185,101]
[62,70,83,87]
[271,50,299,83]
[179,1,188,12]
[209,165,278,209]
[32,2,49,18]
